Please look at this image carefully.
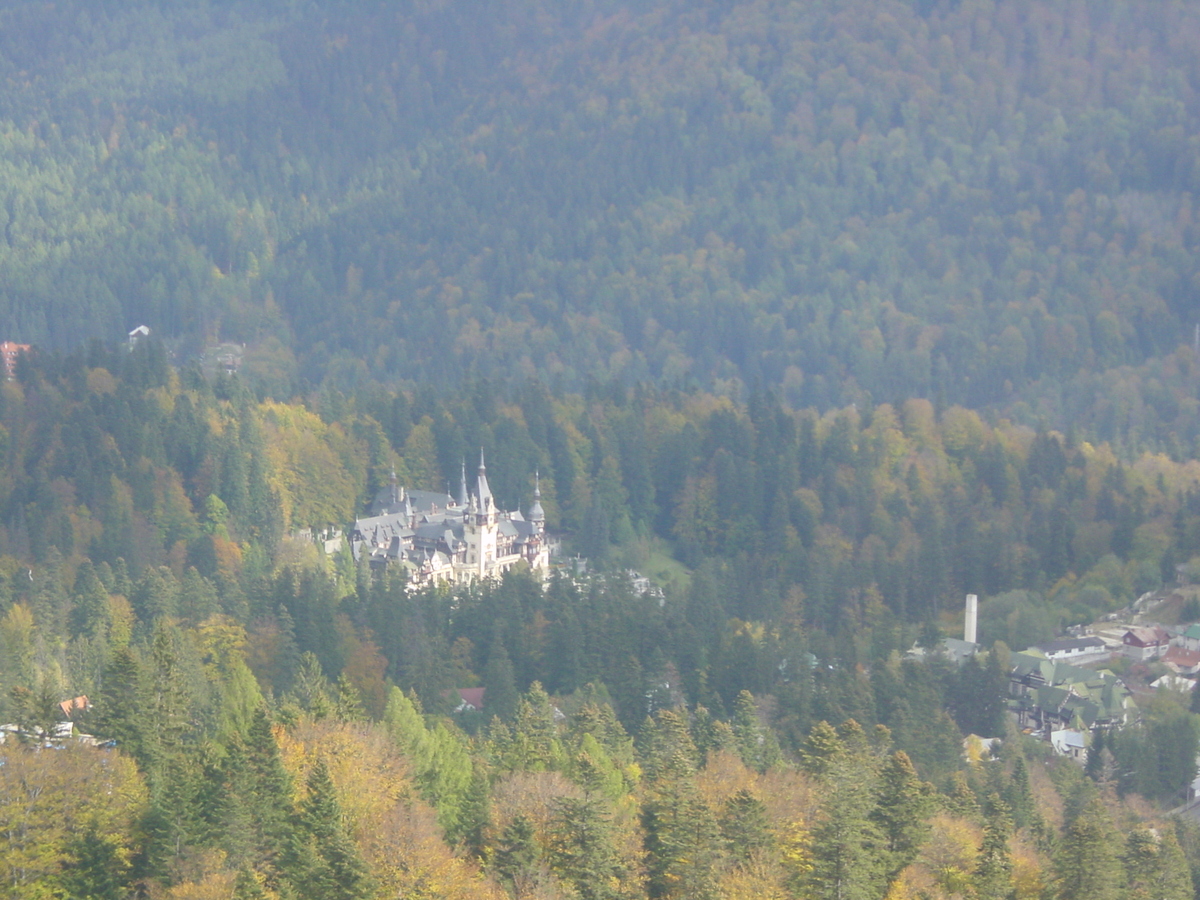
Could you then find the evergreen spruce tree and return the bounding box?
[233,868,270,900]
[1005,755,1038,831]
[731,690,780,772]
[455,760,492,857]
[293,651,334,719]
[146,621,194,761]
[549,793,626,900]
[482,639,520,722]
[333,674,366,722]
[719,789,774,864]
[70,560,112,640]
[300,758,372,900]
[142,752,206,880]
[808,743,888,900]
[974,794,1015,900]
[212,737,257,870]
[244,707,298,882]
[638,709,700,781]
[95,645,152,767]
[872,750,933,877]
[511,682,561,771]
[1123,823,1194,900]
[494,814,542,900]
[60,825,131,900]
[1056,798,1122,900]
[642,748,722,900]
[798,720,845,777]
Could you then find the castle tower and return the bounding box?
[529,470,545,535]
[464,449,498,578]
[476,450,496,524]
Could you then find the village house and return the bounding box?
[1050,729,1089,761]
[59,695,89,718]
[1122,626,1171,661]
[1163,645,1200,677]
[1177,623,1200,652]
[0,341,29,380]
[453,688,486,714]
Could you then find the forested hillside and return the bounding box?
[0,0,1198,440]
[0,345,1199,896]
[6,0,1200,897]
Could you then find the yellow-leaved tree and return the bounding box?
[277,718,504,900]
[0,743,146,898]
[258,402,363,530]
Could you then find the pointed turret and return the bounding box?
[458,459,469,507]
[389,469,399,507]
[476,448,493,509]
[529,470,545,533]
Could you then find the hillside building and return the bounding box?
[0,342,29,380]
[351,453,553,588]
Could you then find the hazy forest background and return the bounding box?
[4,1,1200,899]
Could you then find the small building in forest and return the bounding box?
[0,342,29,379]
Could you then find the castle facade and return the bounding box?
[350,453,552,588]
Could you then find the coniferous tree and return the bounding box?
[549,793,627,900]
[95,645,151,766]
[974,795,1015,900]
[638,709,700,781]
[210,737,257,870]
[798,720,845,777]
[455,760,492,857]
[299,758,371,900]
[872,750,933,877]
[494,814,542,900]
[808,728,888,900]
[1123,823,1193,900]
[642,764,722,900]
[142,751,206,880]
[731,690,780,772]
[70,560,112,641]
[243,707,298,883]
[719,789,774,864]
[510,682,561,771]
[60,825,131,900]
[1004,754,1041,834]
[482,639,519,722]
[293,651,334,719]
[1056,798,1122,900]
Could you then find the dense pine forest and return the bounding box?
[4,0,1200,898]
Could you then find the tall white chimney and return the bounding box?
[964,594,978,645]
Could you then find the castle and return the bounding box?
[350,452,553,588]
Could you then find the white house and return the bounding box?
[1033,636,1109,665]
[1122,626,1171,661]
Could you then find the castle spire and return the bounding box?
[476,448,493,508]
[529,469,545,530]
[458,459,469,507]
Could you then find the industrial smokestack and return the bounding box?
[964,594,978,645]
